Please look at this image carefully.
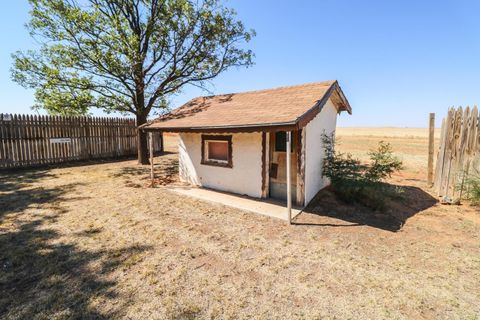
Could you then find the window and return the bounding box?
[208,141,228,162]
[274,131,294,152]
[201,135,232,167]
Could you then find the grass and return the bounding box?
[0,129,479,319]
[336,127,440,177]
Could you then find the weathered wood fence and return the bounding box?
[0,113,162,169]
[434,106,480,198]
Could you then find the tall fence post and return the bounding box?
[428,113,435,186]
[434,106,479,201]
[149,131,154,184]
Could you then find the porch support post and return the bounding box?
[286,131,292,224]
[160,132,164,153]
[261,131,268,198]
[149,132,154,183]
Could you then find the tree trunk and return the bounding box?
[136,113,149,165]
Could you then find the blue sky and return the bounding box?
[1,0,480,127]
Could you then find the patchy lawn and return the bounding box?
[0,132,479,319]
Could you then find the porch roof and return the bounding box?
[140,80,351,133]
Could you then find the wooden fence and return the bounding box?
[0,113,162,169]
[434,106,480,198]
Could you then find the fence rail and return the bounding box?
[434,106,480,198]
[0,113,161,169]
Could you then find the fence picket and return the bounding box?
[0,113,160,169]
[434,106,480,199]
[0,115,6,167]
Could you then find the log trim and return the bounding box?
[261,131,268,198]
[296,129,305,206]
[143,123,298,134]
[200,134,233,168]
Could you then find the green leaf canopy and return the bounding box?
[12,0,255,117]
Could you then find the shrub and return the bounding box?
[321,133,403,210]
[462,173,480,206]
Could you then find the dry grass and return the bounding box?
[0,129,479,319]
[336,127,440,177]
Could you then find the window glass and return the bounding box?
[275,131,293,152]
[201,134,232,167]
[207,141,228,162]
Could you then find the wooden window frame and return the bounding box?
[201,134,233,168]
[274,131,295,153]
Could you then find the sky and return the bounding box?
[1,0,480,128]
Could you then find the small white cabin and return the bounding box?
[142,80,351,207]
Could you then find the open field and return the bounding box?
[1,129,479,319]
[336,127,440,177]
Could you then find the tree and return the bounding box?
[11,0,255,164]
[321,134,403,210]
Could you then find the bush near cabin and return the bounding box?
[462,173,480,206]
[322,133,403,210]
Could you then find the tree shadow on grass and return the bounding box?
[0,169,152,318]
[0,170,58,192]
[0,214,151,318]
[296,183,438,232]
[1,170,59,221]
[0,170,87,222]
[0,156,139,172]
[111,155,179,187]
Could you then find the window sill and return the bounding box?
[201,160,232,168]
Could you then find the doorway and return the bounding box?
[269,131,297,202]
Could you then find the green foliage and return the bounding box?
[462,173,480,206]
[32,86,93,116]
[11,0,255,117]
[365,141,404,182]
[322,133,403,210]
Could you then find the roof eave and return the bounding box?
[295,80,352,128]
[334,81,352,114]
[141,121,299,133]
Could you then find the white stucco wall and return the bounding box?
[178,132,263,198]
[304,99,339,204]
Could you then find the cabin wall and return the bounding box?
[178,132,263,198]
[304,99,339,204]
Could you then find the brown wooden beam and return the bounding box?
[261,131,268,198]
[296,129,305,206]
[142,124,298,134]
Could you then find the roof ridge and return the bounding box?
[201,80,337,99]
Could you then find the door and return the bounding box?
[269,131,297,202]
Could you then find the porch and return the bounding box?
[165,184,303,221]
[147,129,304,223]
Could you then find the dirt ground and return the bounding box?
[0,129,479,319]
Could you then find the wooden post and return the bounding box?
[149,132,154,184]
[261,131,268,199]
[296,129,305,206]
[286,131,292,224]
[159,132,164,153]
[459,160,470,202]
[428,113,435,186]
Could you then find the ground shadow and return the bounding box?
[111,154,179,187]
[0,213,151,318]
[0,169,152,318]
[0,169,90,222]
[295,183,438,232]
[0,151,176,174]
[0,170,62,221]
[0,169,57,192]
[0,155,140,173]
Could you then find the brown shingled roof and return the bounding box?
[141,80,351,133]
